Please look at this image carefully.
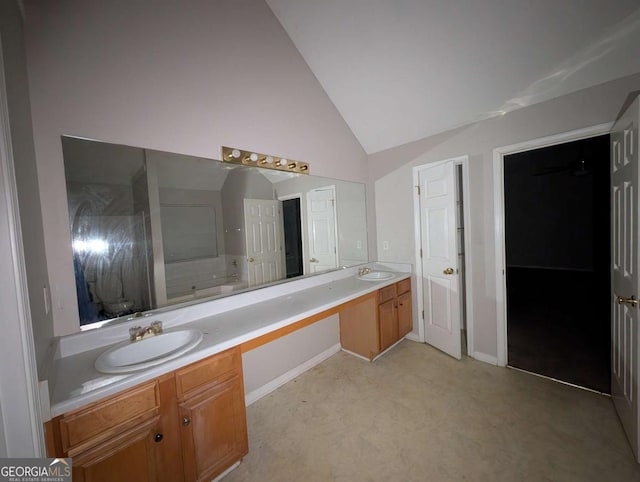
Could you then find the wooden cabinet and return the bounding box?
[70,417,162,482]
[46,347,247,482]
[338,293,379,360]
[339,278,412,360]
[176,348,248,482]
[397,291,412,338]
[378,298,398,352]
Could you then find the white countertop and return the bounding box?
[48,264,411,417]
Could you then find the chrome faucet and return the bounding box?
[358,267,372,276]
[129,320,163,342]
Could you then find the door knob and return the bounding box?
[248,257,254,263]
[182,417,191,426]
[443,267,455,275]
[310,258,319,263]
[154,433,163,443]
[617,295,638,307]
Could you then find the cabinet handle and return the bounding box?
[182,417,191,426]
[154,433,163,443]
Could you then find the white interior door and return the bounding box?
[306,186,338,273]
[611,95,640,461]
[418,161,461,359]
[244,199,283,287]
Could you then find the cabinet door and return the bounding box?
[179,376,248,482]
[378,299,398,352]
[71,417,161,482]
[397,291,413,338]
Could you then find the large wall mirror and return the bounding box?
[62,136,369,329]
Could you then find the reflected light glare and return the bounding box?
[73,238,109,254]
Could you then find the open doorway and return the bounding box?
[282,197,303,278]
[503,134,610,393]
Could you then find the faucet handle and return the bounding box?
[129,326,142,341]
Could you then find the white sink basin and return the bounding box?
[357,271,394,281]
[95,329,203,374]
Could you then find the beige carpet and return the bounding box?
[226,340,640,481]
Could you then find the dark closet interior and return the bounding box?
[504,134,610,393]
[282,198,303,278]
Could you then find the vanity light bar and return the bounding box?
[221,146,310,175]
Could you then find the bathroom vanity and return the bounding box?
[339,277,412,360]
[46,347,246,482]
[43,265,411,481]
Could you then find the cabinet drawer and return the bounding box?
[176,346,240,399]
[60,380,160,454]
[396,278,411,295]
[377,284,396,304]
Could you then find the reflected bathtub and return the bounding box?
[168,280,249,304]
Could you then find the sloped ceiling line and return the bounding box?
[266,0,640,154]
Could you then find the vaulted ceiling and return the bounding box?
[266,1,640,154]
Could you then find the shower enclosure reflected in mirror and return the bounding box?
[62,136,369,329]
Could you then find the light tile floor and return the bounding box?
[226,340,640,481]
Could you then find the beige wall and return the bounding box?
[372,73,640,359]
[242,314,339,396]
[23,0,367,336]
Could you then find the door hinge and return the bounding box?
[416,185,420,195]
[420,248,423,258]
[421,310,424,319]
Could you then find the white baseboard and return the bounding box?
[373,337,405,361]
[405,332,421,343]
[212,461,240,482]
[341,348,371,362]
[245,343,341,406]
[343,335,413,363]
[471,351,498,365]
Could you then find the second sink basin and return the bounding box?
[95,329,203,374]
[357,271,394,281]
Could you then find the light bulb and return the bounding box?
[231,149,240,158]
[249,153,258,162]
[265,156,274,164]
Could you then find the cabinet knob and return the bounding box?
[154,433,163,443]
[182,417,191,426]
